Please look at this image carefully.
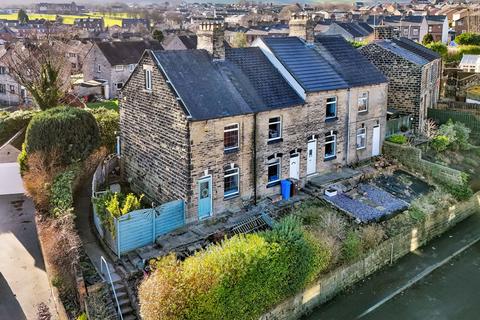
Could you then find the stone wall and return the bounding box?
[383,141,465,185]
[120,52,191,207]
[261,192,480,320]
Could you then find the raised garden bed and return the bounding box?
[372,170,434,202]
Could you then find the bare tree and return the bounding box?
[4,33,72,110]
[423,118,438,140]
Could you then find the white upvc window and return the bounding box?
[326,97,337,120]
[356,127,366,150]
[224,164,240,198]
[128,64,136,71]
[267,158,281,185]
[144,67,152,91]
[324,131,336,159]
[97,64,101,73]
[115,65,124,72]
[224,123,239,151]
[116,82,123,90]
[0,66,6,74]
[358,92,368,112]
[268,116,282,142]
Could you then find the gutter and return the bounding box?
[253,112,257,205]
[345,88,351,164]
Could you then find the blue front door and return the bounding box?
[198,176,212,219]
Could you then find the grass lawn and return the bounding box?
[86,100,119,112]
[0,12,133,27]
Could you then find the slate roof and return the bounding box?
[96,40,163,66]
[261,37,348,92]
[152,48,303,120]
[335,22,372,38]
[225,47,303,111]
[315,36,388,87]
[178,35,197,49]
[374,37,440,65]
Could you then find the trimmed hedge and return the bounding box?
[0,110,37,146]
[88,107,119,152]
[50,164,81,217]
[139,217,331,320]
[25,106,100,165]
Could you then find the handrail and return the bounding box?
[100,256,124,320]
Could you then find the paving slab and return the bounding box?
[0,162,24,195]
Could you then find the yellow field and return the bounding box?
[0,12,132,27]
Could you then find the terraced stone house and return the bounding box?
[359,26,441,132]
[120,19,388,223]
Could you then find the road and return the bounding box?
[0,163,56,319]
[363,242,480,320]
[303,212,480,320]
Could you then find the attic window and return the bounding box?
[144,68,152,91]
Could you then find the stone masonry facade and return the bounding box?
[359,43,440,132]
[120,51,388,223]
[120,53,191,209]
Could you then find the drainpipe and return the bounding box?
[252,113,258,205]
[345,88,351,165]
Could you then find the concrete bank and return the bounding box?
[261,192,480,320]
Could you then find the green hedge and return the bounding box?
[25,106,100,165]
[139,217,331,320]
[88,107,119,152]
[0,110,37,146]
[50,164,82,217]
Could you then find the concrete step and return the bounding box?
[118,297,131,307]
[123,314,137,320]
[120,305,134,315]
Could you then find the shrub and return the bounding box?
[0,109,37,146]
[50,164,81,217]
[25,106,100,166]
[22,150,64,212]
[408,207,426,222]
[359,225,385,251]
[455,32,480,45]
[76,313,87,320]
[442,178,473,201]
[387,134,407,144]
[93,192,144,236]
[18,143,28,173]
[422,33,433,45]
[342,231,363,262]
[318,211,347,241]
[426,41,447,56]
[430,135,450,152]
[88,107,119,152]
[139,217,324,320]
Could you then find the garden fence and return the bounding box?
[92,155,186,257]
[428,108,480,143]
[386,115,412,137]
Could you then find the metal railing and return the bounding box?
[100,256,123,320]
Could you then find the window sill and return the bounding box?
[324,155,337,162]
[325,117,338,123]
[224,147,239,155]
[358,110,368,114]
[266,180,281,188]
[356,147,366,151]
[224,193,239,200]
[267,138,283,145]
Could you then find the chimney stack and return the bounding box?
[373,26,400,40]
[289,12,315,43]
[196,19,225,60]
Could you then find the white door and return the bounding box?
[372,125,381,156]
[289,154,300,180]
[307,140,317,175]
